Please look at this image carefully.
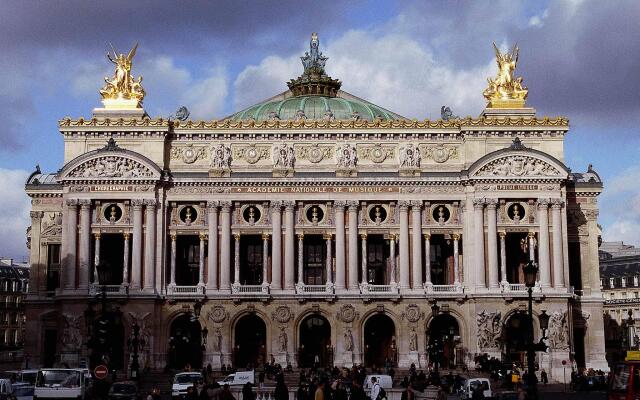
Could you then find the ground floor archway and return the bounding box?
[168,314,202,370]
[298,314,331,368]
[234,314,266,369]
[503,312,533,366]
[364,313,396,368]
[427,314,460,369]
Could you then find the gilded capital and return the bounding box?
[94,232,101,240]
[199,233,207,241]
[170,233,177,241]
[233,232,241,241]
[262,232,271,241]
[423,233,431,241]
[527,231,536,239]
[499,231,506,239]
[323,232,333,240]
[297,233,305,240]
[360,233,368,240]
[123,232,131,240]
[452,233,460,241]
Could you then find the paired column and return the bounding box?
[233,233,241,285]
[360,234,368,285]
[130,200,144,289]
[389,234,397,285]
[334,201,346,290]
[169,234,177,285]
[423,234,431,286]
[220,202,232,290]
[78,199,92,290]
[551,199,565,288]
[206,201,219,291]
[284,201,295,290]
[537,199,551,288]
[453,233,460,285]
[297,233,305,286]
[347,201,359,290]
[411,201,423,290]
[93,233,101,284]
[270,201,282,290]
[324,233,333,286]
[499,232,507,284]
[262,233,270,286]
[122,233,130,285]
[398,201,410,289]
[198,233,206,286]
[486,199,499,289]
[473,199,486,289]
[143,200,157,291]
[63,199,78,290]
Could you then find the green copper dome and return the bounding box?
[227,33,405,122]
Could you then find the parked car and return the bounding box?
[4,371,37,386]
[11,383,33,400]
[34,368,89,400]
[171,372,203,400]
[108,381,139,400]
[462,378,492,399]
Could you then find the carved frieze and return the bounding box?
[170,144,207,164]
[336,144,357,168]
[41,212,63,237]
[399,144,421,168]
[233,144,270,165]
[68,156,155,178]
[475,156,561,177]
[358,144,394,164]
[272,143,295,168]
[296,144,333,163]
[548,310,570,350]
[210,144,232,169]
[421,145,458,163]
[476,311,501,350]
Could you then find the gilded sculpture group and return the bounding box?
[99,40,529,111]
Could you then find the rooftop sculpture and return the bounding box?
[99,43,146,109]
[483,43,528,108]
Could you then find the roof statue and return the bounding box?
[483,42,528,108]
[287,33,342,97]
[301,32,328,74]
[99,43,145,109]
[440,106,459,121]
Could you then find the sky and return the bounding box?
[1,0,639,260]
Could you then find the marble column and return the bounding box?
[486,199,499,289]
[198,233,206,286]
[389,234,397,285]
[324,233,333,286]
[360,233,368,285]
[270,201,282,290]
[284,201,296,290]
[206,201,219,291]
[537,199,551,288]
[64,199,78,290]
[220,202,232,290]
[233,233,241,285]
[297,233,305,286]
[334,201,346,290]
[169,233,177,286]
[499,232,507,284]
[262,233,270,286]
[551,200,565,288]
[453,233,460,285]
[130,200,144,290]
[399,201,410,289]
[473,199,486,289]
[93,233,101,284]
[144,200,157,291]
[411,201,422,290]
[528,232,536,262]
[424,234,431,286]
[123,233,130,286]
[28,211,43,293]
[348,201,359,290]
[78,199,91,290]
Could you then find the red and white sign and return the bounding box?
[94,364,109,380]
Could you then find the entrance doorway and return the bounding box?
[100,234,125,284]
[366,235,389,284]
[43,329,57,368]
[169,314,203,370]
[364,314,396,368]
[299,315,331,368]
[503,312,533,366]
[234,314,266,369]
[427,314,460,369]
[505,233,528,284]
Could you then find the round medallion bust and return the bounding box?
[272,306,292,323]
[208,306,227,323]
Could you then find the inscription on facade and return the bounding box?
[496,184,538,191]
[232,186,399,194]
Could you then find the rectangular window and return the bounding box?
[304,242,325,285]
[46,244,61,291]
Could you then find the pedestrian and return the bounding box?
[242,382,255,400]
[540,369,548,384]
[369,377,380,400]
[471,383,485,399]
[400,382,414,400]
[274,374,289,400]
[315,381,325,400]
[221,384,235,400]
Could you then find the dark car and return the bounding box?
[108,381,140,400]
[580,375,607,391]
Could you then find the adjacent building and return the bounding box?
[24,34,607,379]
[0,257,29,368]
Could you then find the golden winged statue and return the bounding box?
[483,42,528,108]
[100,43,145,108]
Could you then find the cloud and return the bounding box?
[0,169,30,260]
[600,166,640,246]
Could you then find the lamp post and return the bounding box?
[430,303,441,374]
[128,321,144,380]
[627,310,636,351]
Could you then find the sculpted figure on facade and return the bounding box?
[41,212,63,236]
[344,329,354,351]
[477,156,559,177]
[548,311,570,350]
[408,328,418,352]
[336,144,357,169]
[127,312,151,368]
[399,144,421,168]
[210,144,232,169]
[477,311,501,349]
[69,156,153,179]
[278,327,288,352]
[61,314,82,351]
[273,143,295,169]
[213,328,223,352]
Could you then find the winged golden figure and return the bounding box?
[100,43,145,105]
[483,42,528,108]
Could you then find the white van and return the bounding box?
[34,368,88,400]
[171,372,203,399]
[463,378,492,399]
[363,375,393,390]
[217,370,255,386]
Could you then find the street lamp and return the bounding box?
[128,322,142,380]
[522,261,547,400]
[627,310,636,350]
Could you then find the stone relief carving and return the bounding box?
[402,304,424,323]
[399,144,421,168]
[359,144,394,164]
[272,305,292,323]
[61,313,82,351]
[548,311,570,350]
[210,144,232,169]
[477,311,501,350]
[296,144,332,163]
[278,326,288,352]
[170,144,207,164]
[69,156,154,178]
[272,143,295,168]
[41,212,63,236]
[208,306,228,323]
[476,156,560,177]
[233,144,270,164]
[127,312,152,367]
[212,328,222,352]
[344,329,354,351]
[421,145,459,163]
[408,328,418,352]
[337,304,359,323]
[336,144,357,168]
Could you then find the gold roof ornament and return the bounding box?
[99,43,145,110]
[483,42,528,109]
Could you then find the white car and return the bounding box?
[216,371,255,386]
[34,369,88,400]
[171,372,203,399]
[463,378,492,399]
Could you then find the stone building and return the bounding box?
[0,257,29,368]
[24,35,607,379]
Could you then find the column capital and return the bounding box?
[410,200,422,209]
[199,232,207,241]
[297,233,305,240]
[30,211,44,220]
[123,232,131,240]
[398,200,410,210]
[347,200,359,210]
[145,199,157,208]
[269,200,283,211]
[206,200,219,210]
[499,231,506,239]
[472,198,486,209]
[528,231,536,238]
[452,233,460,241]
[66,198,79,207]
[233,232,241,241]
[132,199,145,208]
[220,201,233,211]
[262,232,271,241]
[79,199,92,208]
[323,232,333,240]
[94,232,102,240]
[283,200,296,210]
[423,233,431,240]
[360,233,368,240]
[333,200,347,209]
[170,233,177,241]
[485,198,498,209]
[389,233,397,241]
[537,198,550,208]
[550,198,565,209]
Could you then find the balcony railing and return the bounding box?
[89,284,129,296]
[425,284,464,295]
[360,283,399,296]
[167,284,205,297]
[295,283,334,296]
[500,282,542,294]
[231,283,269,296]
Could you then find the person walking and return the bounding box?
[315,381,325,400]
[370,377,380,400]
[274,374,289,400]
[540,369,548,384]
